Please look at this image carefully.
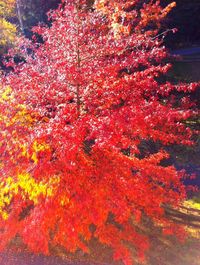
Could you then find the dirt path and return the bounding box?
[0,251,92,265]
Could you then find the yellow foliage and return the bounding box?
[0,0,16,51]
[18,140,51,164]
[0,86,51,165]
[0,86,37,126]
[0,86,13,101]
[0,0,16,16]
[0,86,59,220]
[31,140,51,163]
[0,173,60,220]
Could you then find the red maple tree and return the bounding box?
[0,1,198,264]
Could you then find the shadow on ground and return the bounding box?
[1,202,200,265]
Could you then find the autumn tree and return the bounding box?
[0,0,198,264]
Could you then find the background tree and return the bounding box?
[0,1,198,264]
[163,0,200,48]
[0,0,60,56]
[14,0,60,38]
[0,0,17,53]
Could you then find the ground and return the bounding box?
[1,197,200,265]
